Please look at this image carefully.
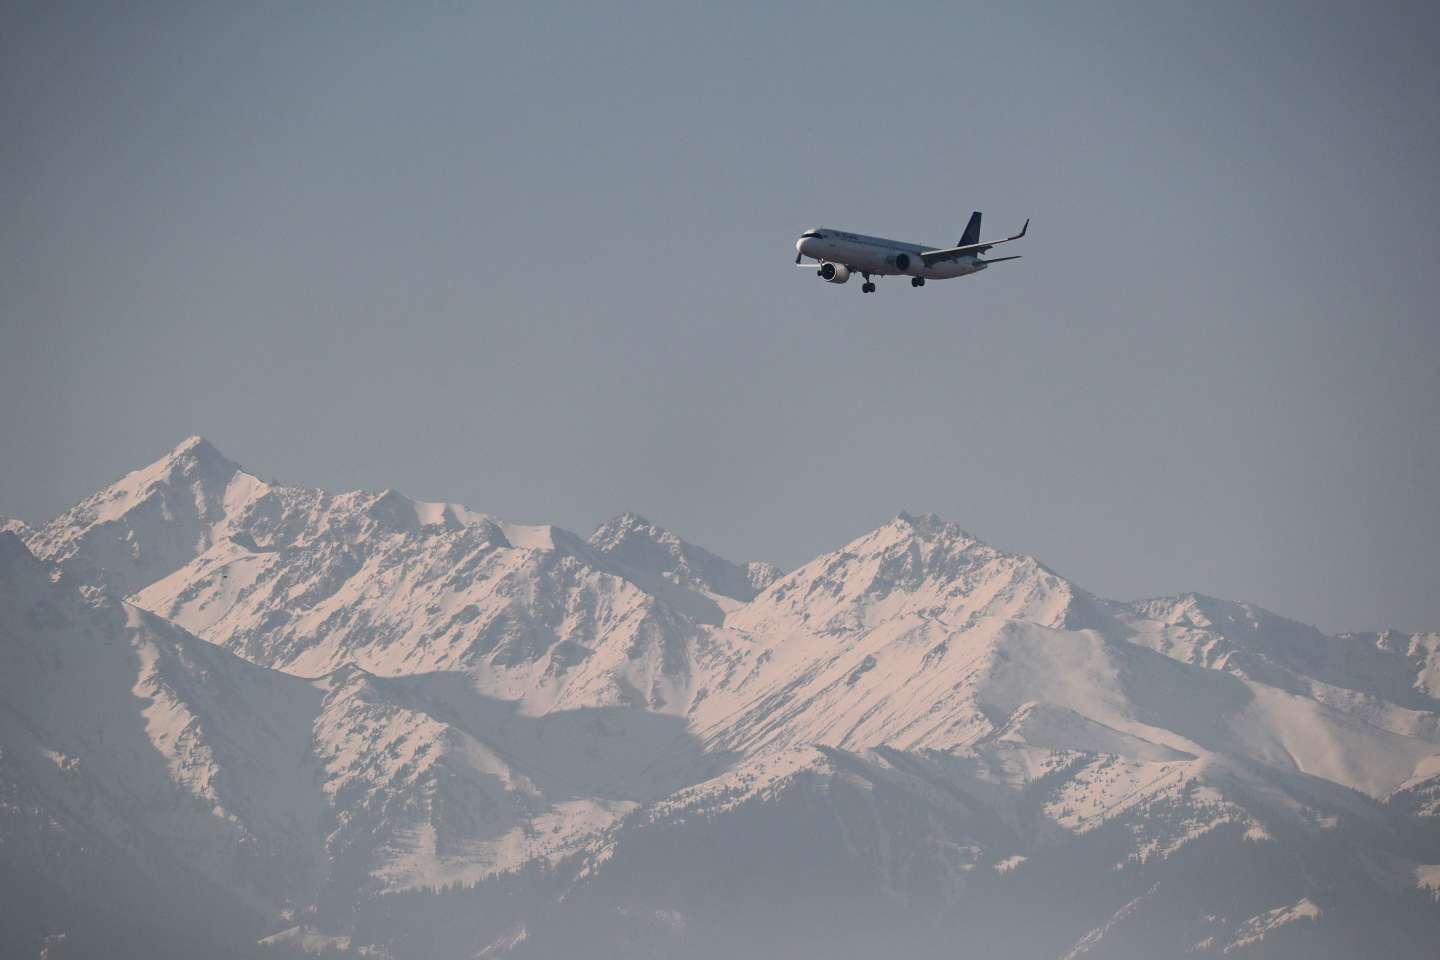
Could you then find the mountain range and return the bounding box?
[3,437,1438,958]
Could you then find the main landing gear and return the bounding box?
[861,273,876,293]
[910,277,925,287]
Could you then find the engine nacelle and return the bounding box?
[817,262,850,284]
[892,252,917,274]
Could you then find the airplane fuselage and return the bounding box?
[795,229,985,280]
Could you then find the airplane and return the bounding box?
[794,211,1027,293]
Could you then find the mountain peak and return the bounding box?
[614,510,652,527]
[173,434,218,456]
[24,435,254,596]
[590,512,766,604]
[158,435,240,473]
[728,511,1080,635]
[892,510,977,542]
[590,511,662,545]
[846,511,990,560]
[1127,592,1272,632]
[894,509,940,527]
[133,435,244,490]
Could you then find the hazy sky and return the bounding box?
[3,1,1437,633]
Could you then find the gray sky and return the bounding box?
[3,1,1438,634]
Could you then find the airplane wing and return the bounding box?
[920,219,1028,265]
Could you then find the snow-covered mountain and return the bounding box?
[0,530,706,957]
[24,436,255,597]
[4,437,1439,959]
[0,529,320,957]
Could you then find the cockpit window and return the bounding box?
[800,230,826,239]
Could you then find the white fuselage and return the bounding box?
[795,228,985,279]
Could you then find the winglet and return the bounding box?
[1015,218,1029,240]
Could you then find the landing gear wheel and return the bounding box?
[861,282,875,293]
[910,277,925,287]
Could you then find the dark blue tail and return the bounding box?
[959,211,982,246]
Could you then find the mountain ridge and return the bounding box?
[4,437,1439,959]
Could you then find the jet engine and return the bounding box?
[817,262,850,284]
[892,252,915,273]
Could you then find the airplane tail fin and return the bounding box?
[959,211,982,247]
